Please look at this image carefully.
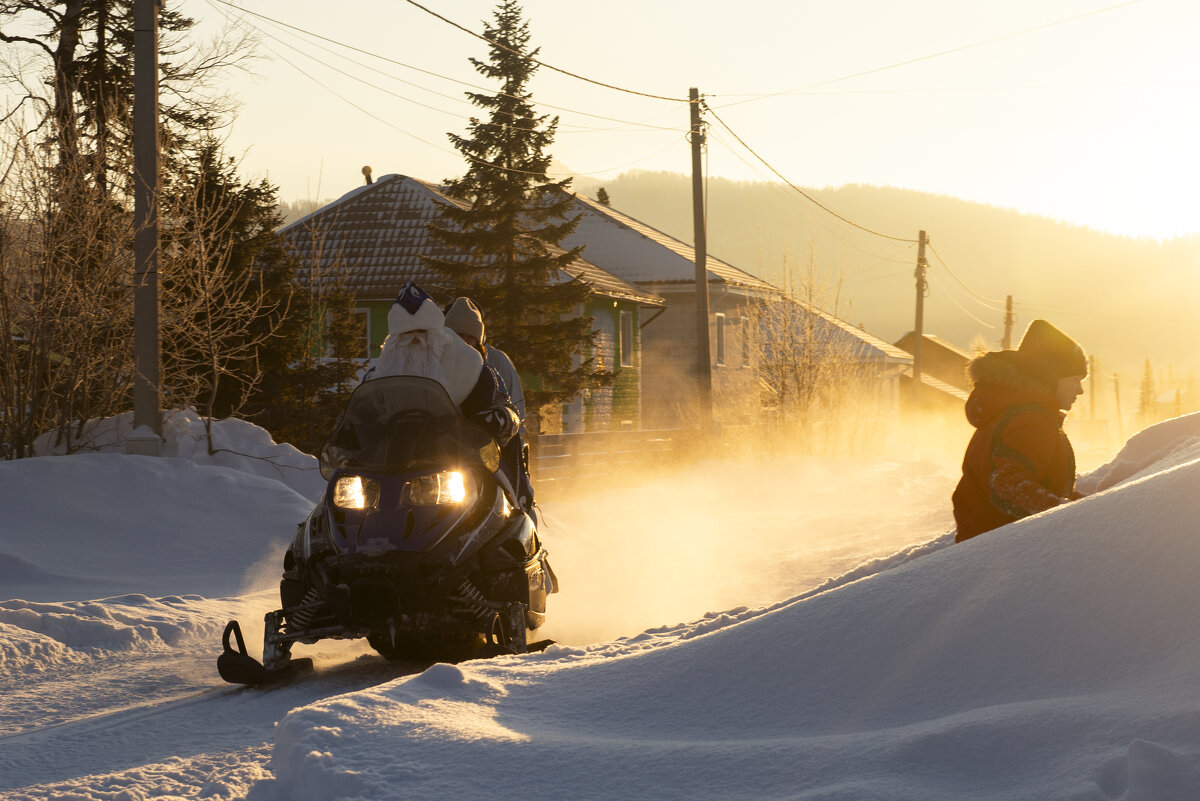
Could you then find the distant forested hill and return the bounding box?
[574,171,1200,385]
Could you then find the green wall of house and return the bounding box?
[362,299,391,359]
[582,299,642,430]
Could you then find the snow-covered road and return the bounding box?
[0,418,961,799]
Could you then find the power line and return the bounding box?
[210,0,681,132]
[206,0,685,182]
[710,0,1144,108]
[705,131,912,266]
[702,101,919,244]
[927,243,1005,307]
[702,128,917,266]
[401,0,687,104]
[928,271,998,329]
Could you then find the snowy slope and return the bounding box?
[266,416,1200,801]
[3,413,1199,799]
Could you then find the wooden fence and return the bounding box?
[529,428,698,497]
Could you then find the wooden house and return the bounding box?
[893,331,973,411]
[559,195,917,428]
[277,174,665,433]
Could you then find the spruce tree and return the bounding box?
[425,0,605,434]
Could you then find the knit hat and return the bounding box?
[444,297,484,345]
[387,282,444,335]
[1016,319,1087,389]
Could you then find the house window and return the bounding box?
[619,310,634,367]
[715,313,726,366]
[741,315,751,367]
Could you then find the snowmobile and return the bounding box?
[218,375,556,686]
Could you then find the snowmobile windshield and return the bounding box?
[319,376,500,480]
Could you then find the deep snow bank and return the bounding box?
[0,453,310,602]
[33,408,326,501]
[1078,409,1200,494]
[266,426,1200,800]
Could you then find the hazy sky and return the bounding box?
[186,0,1197,239]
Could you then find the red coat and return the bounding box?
[952,351,1078,542]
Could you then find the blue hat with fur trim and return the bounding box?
[388,282,444,334]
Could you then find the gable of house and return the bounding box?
[894,331,974,391]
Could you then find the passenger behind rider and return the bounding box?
[443,296,535,516]
[363,282,519,454]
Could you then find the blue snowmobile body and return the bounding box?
[218,376,555,685]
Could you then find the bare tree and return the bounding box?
[0,119,133,457]
[157,140,290,449]
[745,247,889,456]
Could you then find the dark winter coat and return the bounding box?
[952,350,1079,542]
[461,364,520,447]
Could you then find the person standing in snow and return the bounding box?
[952,319,1088,542]
[443,296,535,516]
[363,282,519,450]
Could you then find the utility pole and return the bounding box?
[1113,373,1123,442]
[1001,295,1015,350]
[1089,355,1097,421]
[911,230,928,408]
[128,0,162,456]
[689,87,713,430]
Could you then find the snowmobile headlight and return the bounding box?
[404,470,470,505]
[333,475,379,510]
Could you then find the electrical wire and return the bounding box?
[209,0,682,132]
[206,0,688,181]
[927,243,1005,308]
[703,128,917,266]
[710,0,1144,108]
[401,0,688,103]
[928,271,998,329]
[703,101,919,244]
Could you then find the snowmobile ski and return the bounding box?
[217,619,312,686]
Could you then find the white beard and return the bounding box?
[372,327,451,386]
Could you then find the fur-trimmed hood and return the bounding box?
[964,350,1064,429]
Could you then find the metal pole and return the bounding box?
[1002,294,1014,350]
[911,230,928,408]
[689,88,713,429]
[129,0,162,455]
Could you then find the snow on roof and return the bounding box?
[896,331,976,362]
[781,296,914,363]
[278,175,663,306]
[562,193,777,291]
[901,366,971,400]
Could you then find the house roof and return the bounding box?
[894,331,975,362]
[902,367,970,401]
[786,297,914,364]
[561,194,777,292]
[278,174,664,307]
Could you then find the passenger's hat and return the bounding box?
[444,297,484,345]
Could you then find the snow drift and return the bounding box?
[265,413,1200,801]
[4,411,1200,800]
